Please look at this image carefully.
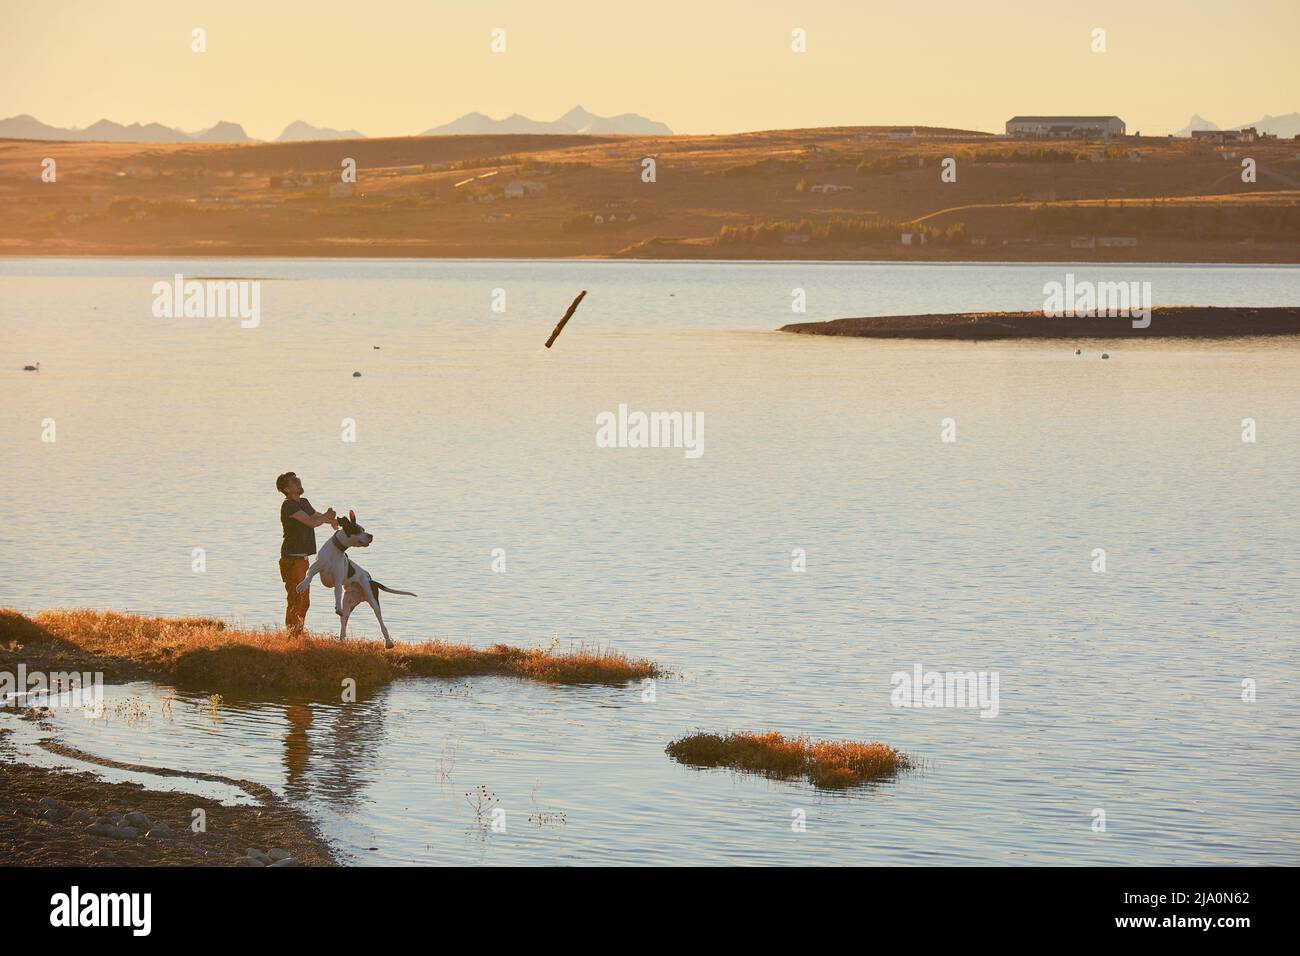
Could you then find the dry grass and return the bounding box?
[0,609,661,695]
[666,731,910,790]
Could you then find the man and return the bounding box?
[276,472,338,632]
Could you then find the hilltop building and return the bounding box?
[1006,116,1126,138]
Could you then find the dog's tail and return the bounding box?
[372,580,417,597]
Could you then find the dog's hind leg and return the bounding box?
[363,583,393,649]
[339,586,363,641]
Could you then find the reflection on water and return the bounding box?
[3,258,1299,864]
[18,655,1300,867]
[282,703,312,802]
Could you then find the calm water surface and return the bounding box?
[2,259,1298,864]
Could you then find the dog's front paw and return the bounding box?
[335,607,343,616]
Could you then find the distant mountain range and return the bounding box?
[1174,112,1300,138]
[421,105,672,136]
[276,120,365,141]
[15,106,1293,142]
[0,115,259,143]
[0,105,670,143]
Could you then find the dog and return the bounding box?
[296,510,416,648]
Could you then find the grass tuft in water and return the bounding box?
[665,731,910,790]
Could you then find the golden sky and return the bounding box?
[1,0,1296,138]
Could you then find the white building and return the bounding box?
[504,180,546,199]
[1005,116,1126,138]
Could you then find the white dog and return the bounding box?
[296,510,415,647]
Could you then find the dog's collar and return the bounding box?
[330,530,352,552]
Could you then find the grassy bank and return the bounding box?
[0,609,663,695]
[666,731,911,790]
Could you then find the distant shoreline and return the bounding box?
[781,306,1300,339]
[2,254,1300,269]
[3,249,1300,264]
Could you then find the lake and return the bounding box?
[2,258,1298,864]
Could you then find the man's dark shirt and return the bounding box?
[280,497,318,557]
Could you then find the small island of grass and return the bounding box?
[666,731,911,790]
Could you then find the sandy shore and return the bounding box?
[0,729,336,866]
[780,306,1300,340]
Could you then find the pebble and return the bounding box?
[269,857,298,867]
[237,856,267,867]
[268,848,291,861]
[124,810,152,829]
[246,848,273,865]
[352,371,362,377]
[86,822,139,840]
[145,824,175,839]
[70,809,94,825]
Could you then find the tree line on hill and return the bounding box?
[714,217,967,246]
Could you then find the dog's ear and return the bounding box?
[348,509,356,523]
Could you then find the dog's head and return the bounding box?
[336,509,373,548]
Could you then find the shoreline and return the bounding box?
[0,728,338,866]
[2,247,1299,264]
[0,252,1294,264]
[780,306,1300,340]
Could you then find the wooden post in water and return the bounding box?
[544,290,587,348]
